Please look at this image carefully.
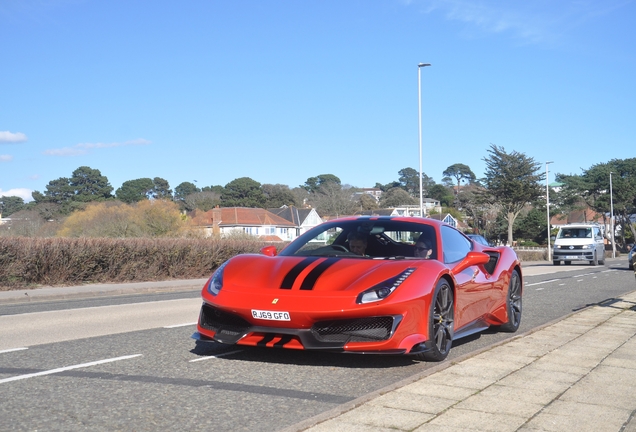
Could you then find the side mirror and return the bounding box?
[452,251,491,274]
[260,245,277,257]
[550,236,556,241]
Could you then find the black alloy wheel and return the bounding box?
[499,269,522,332]
[418,279,454,361]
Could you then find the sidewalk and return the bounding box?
[286,290,636,432]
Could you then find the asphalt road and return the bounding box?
[1,260,634,431]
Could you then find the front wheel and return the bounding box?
[553,260,560,266]
[417,279,454,362]
[591,253,598,266]
[498,269,522,332]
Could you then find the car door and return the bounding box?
[441,226,491,328]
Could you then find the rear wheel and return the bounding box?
[418,279,454,362]
[499,269,522,332]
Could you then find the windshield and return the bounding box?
[279,219,438,260]
[557,228,592,239]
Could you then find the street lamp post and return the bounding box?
[418,62,431,217]
[610,171,615,258]
[546,161,554,262]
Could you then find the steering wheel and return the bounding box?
[330,244,349,252]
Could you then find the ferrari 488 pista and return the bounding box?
[192,216,522,361]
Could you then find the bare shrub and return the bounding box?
[0,236,277,289]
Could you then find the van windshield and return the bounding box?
[558,228,592,239]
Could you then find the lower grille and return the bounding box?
[311,316,396,343]
[200,304,250,336]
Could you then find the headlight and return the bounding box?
[356,268,416,304]
[582,244,594,249]
[206,261,229,296]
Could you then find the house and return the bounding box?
[267,205,323,237]
[428,213,462,229]
[352,188,384,203]
[190,207,298,241]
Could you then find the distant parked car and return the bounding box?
[467,234,490,246]
[629,244,636,270]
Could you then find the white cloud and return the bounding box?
[0,154,13,162]
[44,138,151,156]
[43,147,88,156]
[0,131,27,143]
[419,0,628,46]
[0,188,33,202]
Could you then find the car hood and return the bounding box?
[218,253,436,295]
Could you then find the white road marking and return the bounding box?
[163,322,197,329]
[525,279,561,287]
[0,354,142,384]
[0,347,28,354]
[189,350,243,362]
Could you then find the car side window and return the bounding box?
[441,225,472,264]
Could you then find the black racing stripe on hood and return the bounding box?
[280,257,320,289]
[300,257,340,291]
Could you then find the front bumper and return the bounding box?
[552,250,595,261]
[194,303,406,352]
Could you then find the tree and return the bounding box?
[443,163,476,206]
[174,182,200,209]
[559,158,636,247]
[262,184,298,208]
[428,184,454,207]
[379,187,416,207]
[482,144,543,246]
[33,177,75,205]
[358,193,379,211]
[303,174,341,193]
[514,207,547,244]
[116,178,155,204]
[0,196,25,217]
[57,202,141,237]
[221,177,266,207]
[398,167,420,196]
[310,182,358,217]
[152,177,173,200]
[184,191,221,212]
[69,166,113,202]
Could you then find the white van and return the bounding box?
[552,223,605,266]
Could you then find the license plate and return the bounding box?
[251,309,291,321]
[565,255,579,259]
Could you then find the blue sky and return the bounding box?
[1,0,635,202]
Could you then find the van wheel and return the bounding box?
[564,261,572,265]
[553,261,560,266]
[591,253,598,266]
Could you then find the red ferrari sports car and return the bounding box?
[193,216,522,361]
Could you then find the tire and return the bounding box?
[553,260,560,266]
[591,253,598,266]
[565,261,572,265]
[599,256,605,265]
[417,279,454,362]
[499,269,522,332]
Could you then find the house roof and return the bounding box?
[550,207,605,225]
[191,207,297,227]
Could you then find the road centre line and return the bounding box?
[0,347,28,354]
[189,350,243,362]
[0,354,142,384]
[164,322,197,329]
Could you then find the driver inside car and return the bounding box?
[347,231,368,256]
